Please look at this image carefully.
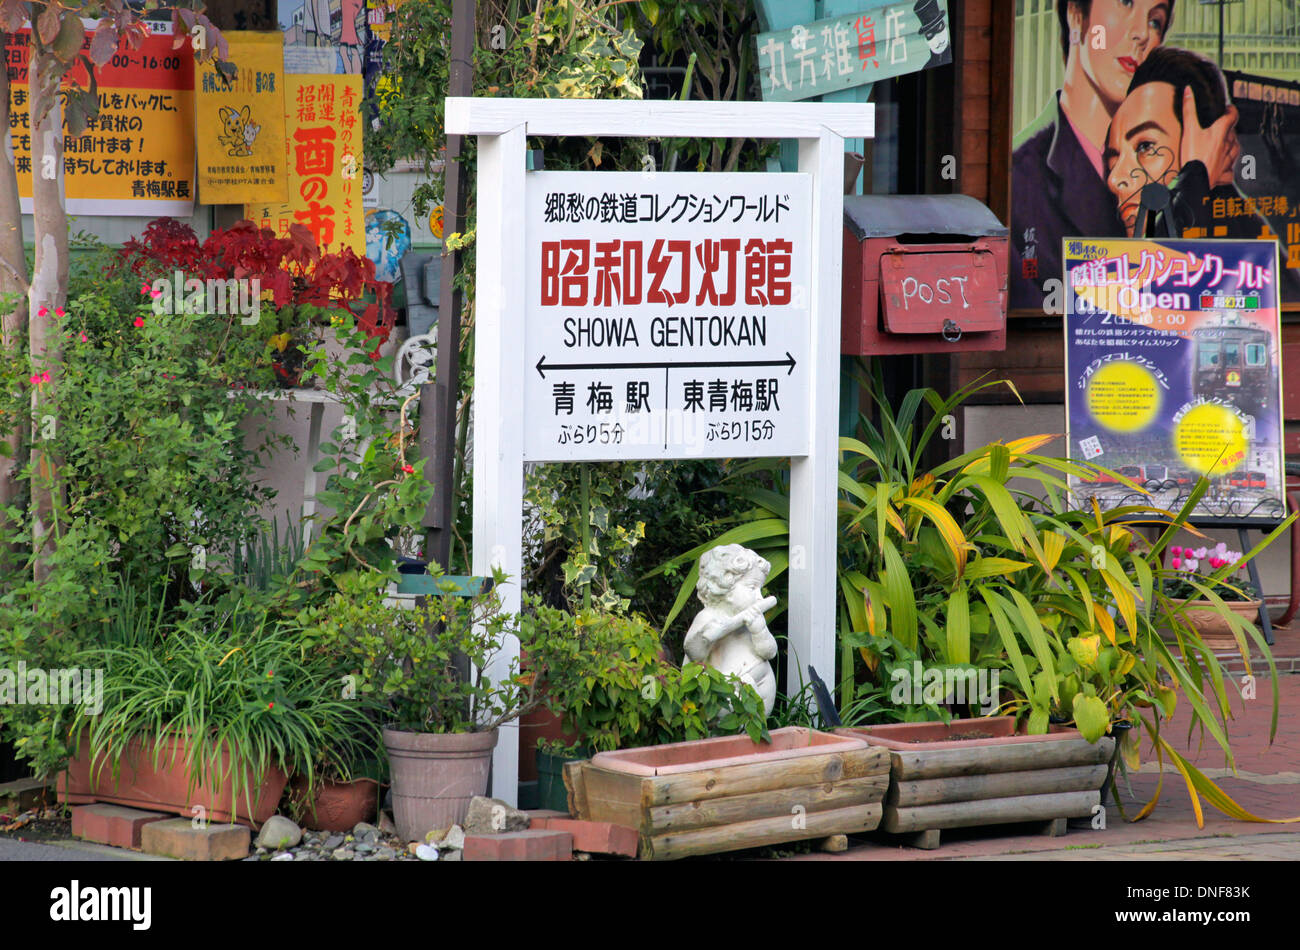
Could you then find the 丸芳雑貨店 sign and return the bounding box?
[756,0,952,102]
[524,171,812,462]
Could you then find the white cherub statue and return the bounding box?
[684,544,779,717]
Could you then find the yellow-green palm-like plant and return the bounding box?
[833,374,1298,826]
[655,365,1298,824]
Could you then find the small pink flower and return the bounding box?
[1170,545,1182,557]
[79,332,87,343]
[149,288,162,299]
[133,316,145,328]
[28,374,38,385]
[55,307,64,318]
[140,283,150,295]
[402,464,414,475]
[1185,558,1199,572]
[37,306,47,318]
[1171,557,1181,570]
[40,371,49,384]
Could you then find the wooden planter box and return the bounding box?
[58,734,288,828]
[564,727,890,860]
[835,718,1113,849]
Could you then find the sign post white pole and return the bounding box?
[447,98,872,803]
[787,132,844,693]
[469,122,528,804]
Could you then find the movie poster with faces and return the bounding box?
[1011,0,1300,314]
[1064,237,1285,525]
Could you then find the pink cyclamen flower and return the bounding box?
[1185,559,1199,573]
[133,316,145,328]
[1170,545,1182,557]
[1171,557,1181,570]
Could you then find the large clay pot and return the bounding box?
[382,727,497,842]
[289,776,380,832]
[1170,598,1263,654]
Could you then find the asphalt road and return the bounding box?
[0,838,165,861]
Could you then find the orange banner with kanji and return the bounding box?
[6,18,195,216]
[245,74,364,255]
[196,31,288,204]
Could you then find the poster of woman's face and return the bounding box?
[1011,0,1300,311]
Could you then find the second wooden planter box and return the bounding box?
[836,719,1114,848]
[564,727,890,860]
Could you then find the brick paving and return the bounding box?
[787,632,1300,862]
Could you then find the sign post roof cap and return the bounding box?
[444,97,874,140]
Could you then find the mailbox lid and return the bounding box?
[880,250,1003,334]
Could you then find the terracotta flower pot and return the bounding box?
[382,727,497,842]
[1170,598,1263,654]
[58,733,287,828]
[288,776,381,832]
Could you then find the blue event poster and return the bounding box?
[1064,237,1285,524]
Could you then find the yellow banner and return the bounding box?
[246,74,365,255]
[196,31,288,204]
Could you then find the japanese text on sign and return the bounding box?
[525,171,812,463]
[756,1,951,102]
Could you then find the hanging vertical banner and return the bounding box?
[196,31,288,204]
[1065,237,1285,525]
[246,74,365,254]
[6,18,195,216]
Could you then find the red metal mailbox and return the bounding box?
[842,194,1008,355]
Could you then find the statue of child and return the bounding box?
[684,544,778,716]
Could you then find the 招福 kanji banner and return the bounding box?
[524,171,812,463]
[5,18,195,216]
[246,74,364,254]
[196,31,287,204]
[1065,237,1285,525]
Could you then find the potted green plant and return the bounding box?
[1162,543,1263,654]
[301,570,538,842]
[61,601,375,828]
[519,600,760,811]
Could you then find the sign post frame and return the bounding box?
[445,97,873,803]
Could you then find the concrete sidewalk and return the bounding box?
[789,631,1300,862]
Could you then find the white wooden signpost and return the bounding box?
[445,97,874,803]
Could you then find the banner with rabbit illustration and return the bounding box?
[196,31,288,204]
